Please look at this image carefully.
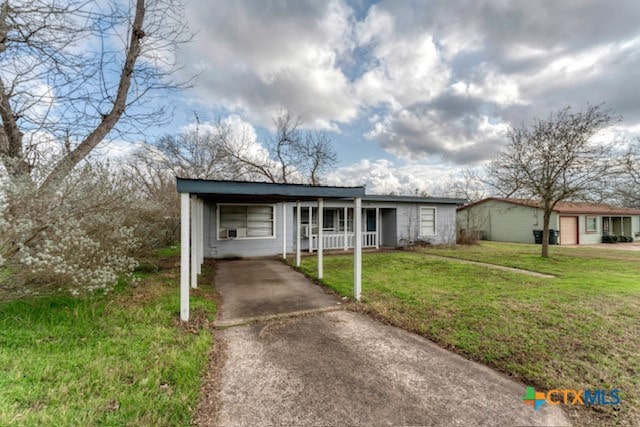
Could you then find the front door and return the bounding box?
[560,216,578,245]
[366,209,376,232]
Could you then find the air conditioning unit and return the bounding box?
[225,227,246,239]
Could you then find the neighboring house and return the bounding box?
[457,198,640,245]
[180,179,464,259]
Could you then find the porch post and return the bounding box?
[318,198,324,279]
[354,197,362,301]
[375,207,380,249]
[296,201,302,267]
[309,206,313,253]
[197,199,203,275]
[180,192,190,322]
[282,202,287,260]
[191,196,198,289]
[343,207,348,251]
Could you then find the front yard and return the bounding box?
[0,249,216,426]
[297,243,640,425]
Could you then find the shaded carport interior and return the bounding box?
[176,178,366,321]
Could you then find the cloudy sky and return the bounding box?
[164,0,640,194]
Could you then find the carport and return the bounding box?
[176,178,366,321]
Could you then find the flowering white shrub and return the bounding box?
[0,162,174,297]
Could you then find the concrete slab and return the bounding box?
[214,259,339,325]
[213,311,568,426]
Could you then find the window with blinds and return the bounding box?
[218,205,275,239]
[419,207,436,236]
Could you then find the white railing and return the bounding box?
[311,231,377,250]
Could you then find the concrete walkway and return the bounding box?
[198,259,569,426]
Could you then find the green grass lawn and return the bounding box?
[0,250,215,426]
[296,243,640,425]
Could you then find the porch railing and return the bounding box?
[311,231,377,251]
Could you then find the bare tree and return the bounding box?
[0,0,192,190]
[446,168,486,202]
[487,104,618,257]
[223,109,338,184]
[617,138,640,207]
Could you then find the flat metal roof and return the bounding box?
[363,194,467,205]
[176,178,366,200]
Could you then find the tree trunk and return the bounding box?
[541,210,551,258]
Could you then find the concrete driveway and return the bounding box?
[579,242,640,251]
[198,259,569,426]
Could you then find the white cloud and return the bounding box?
[365,107,509,163]
[181,0,358,129]
[354,23,450,109]
[326,158,463,195]
[174,0,640,169]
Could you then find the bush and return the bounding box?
[0,163,175,298]
[602,234,619,243]
[457,229,482,245]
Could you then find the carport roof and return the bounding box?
[176,178,366,201]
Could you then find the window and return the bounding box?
[338,209,353,232]
[323,209,335,231]
[585,216,597,233]
[301,207,316,226]
[419,207,436,236]
[218,204,275,239]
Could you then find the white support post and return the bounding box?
[180,193,190,322]
[197,199,203,275]
[190,196,198,289]
[354,198,362,301]
[309,206,313,253]
[343,207,348,251]
[200,200,204,266]
[296,201,302,267]
[375,207,380,249]
[282,202,287,259]
[318,198,324,279]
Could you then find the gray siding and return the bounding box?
[204,200,459,258]
[204,202,294,258]
[576,214,601,245]
[394,203,457,245]
[457,200,558,244]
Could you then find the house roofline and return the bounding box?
[363,194,467,205]
[457,197,640,216]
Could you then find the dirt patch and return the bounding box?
[173,308,213,334]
